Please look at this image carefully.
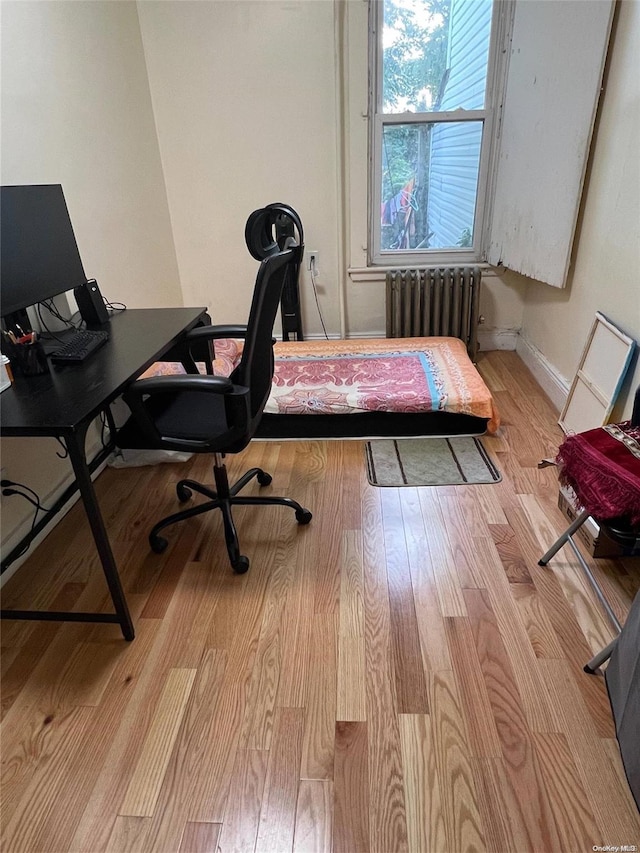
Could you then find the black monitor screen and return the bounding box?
[1,184,87,317]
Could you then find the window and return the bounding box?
[370,0,498,266]
[357,0,614,284]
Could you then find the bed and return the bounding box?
[144,335,499,440]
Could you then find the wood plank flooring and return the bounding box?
[2,350,639,852]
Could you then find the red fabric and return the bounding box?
[556,421,640,524]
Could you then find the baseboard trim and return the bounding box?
[301,332,386,341]
[477,328,518,351]
[343,331,386,340]
[515,334,570,413]
[307,329,520,346]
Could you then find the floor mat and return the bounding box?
[365,436,501,487]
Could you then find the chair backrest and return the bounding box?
[245,203,305,341]
[269,202,305,257]
[232,246,295,424]
[244,203,304,262]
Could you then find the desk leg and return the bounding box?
[104,404,118,442]
[67,428,135,641]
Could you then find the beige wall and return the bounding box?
[518,0,640,418]
[1,0,180,561]
[1,0,181,309]
[136,0,342,336]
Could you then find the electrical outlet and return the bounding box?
[307,251,319,272]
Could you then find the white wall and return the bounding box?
[517,0,640,419]
[1,1,180,565]
[136,0,342,336]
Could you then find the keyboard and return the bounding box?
[50,329,110,365]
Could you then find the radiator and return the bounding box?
[385,266,482,358]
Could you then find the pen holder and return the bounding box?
[2,339,49,377]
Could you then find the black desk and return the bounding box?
[0,307,207,640]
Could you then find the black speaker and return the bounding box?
[74,279,109,326]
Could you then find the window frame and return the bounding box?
[368,0,509,267]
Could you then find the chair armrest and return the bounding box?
[185,324,248,343]
[126,375,234,399]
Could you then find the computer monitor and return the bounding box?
[0,184,87,319]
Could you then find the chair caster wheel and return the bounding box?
[257,471,272,487]
[150,535,169,554]
[177,485,192,503]
[296,508,313,525]
[232,556,250,574]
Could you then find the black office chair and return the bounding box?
[115,239,312,574]
[245,202,305,341]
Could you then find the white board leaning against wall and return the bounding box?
[559,313,636,435]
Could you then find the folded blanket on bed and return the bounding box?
[267,337,499,433]
[143,336,500,435]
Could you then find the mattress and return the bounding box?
[266,337,499,434]
[143,336,500,436]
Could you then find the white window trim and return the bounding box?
[368,0,514,268]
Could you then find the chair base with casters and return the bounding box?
[538,508,640,673]
[148,452,312,574]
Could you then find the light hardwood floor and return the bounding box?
[1,350,639,852]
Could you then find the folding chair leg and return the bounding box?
[538,507,623,674]
[538,509,590,565]
[584,638,618,674]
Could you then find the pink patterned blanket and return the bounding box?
[143,336,500,434]
[268,352,452,412]
[266,337,499,433]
